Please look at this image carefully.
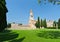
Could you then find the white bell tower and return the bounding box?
[29,9,36,28]
[29,9,34,20]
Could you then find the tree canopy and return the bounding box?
[38,0,60,5]
[0,0,8,13]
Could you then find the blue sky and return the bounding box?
[6,0,60,24]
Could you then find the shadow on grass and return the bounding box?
[10,37,25,42]
[0,30,25,42]
[37,31,60,39]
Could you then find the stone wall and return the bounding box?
[10,23,36,30]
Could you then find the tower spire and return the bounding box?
[29,9,34,20]
[30,9,33,14]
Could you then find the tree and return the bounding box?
[18,23,22,26]
[35,17,40,28]
[43,19,47,28]
[7,23,11,28]
[40,19,43,27]
[0,0,8,32]
[58,18,60,29]
[38,0,60,5]
[53,21,56,27]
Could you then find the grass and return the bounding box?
[1,29,60,42]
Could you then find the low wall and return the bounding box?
[9,24,36,30]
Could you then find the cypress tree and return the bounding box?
[0,0,8,32]
[41,19,43,28]
[58,18,60,29]
[35,17,40,28]
[43,19,47,28]
[53,21,56,28]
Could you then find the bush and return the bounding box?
[58,27,60,29]
[47,27,56,29]
[37,31,60,39]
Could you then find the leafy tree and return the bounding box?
[58,18,60,29]
[38,0,60,5]
[35,17,40,28]
[0,0,8,32]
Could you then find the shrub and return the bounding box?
[47,27,56,29]
[37,31,60,39]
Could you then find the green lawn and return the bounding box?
[1,29,60,42]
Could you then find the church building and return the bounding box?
[10,9,54,30]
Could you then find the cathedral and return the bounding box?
[10,9,54,30]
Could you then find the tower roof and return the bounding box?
[30,9,33,13]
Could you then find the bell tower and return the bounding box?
[29,9,34,21]
[29,9,36,28]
